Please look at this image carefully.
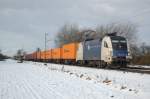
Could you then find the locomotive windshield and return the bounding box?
[111,36,127,50]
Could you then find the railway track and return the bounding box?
[72,64,150,74]
[33,61,150,74]
[79,64,150,74]
[117,66,150,74]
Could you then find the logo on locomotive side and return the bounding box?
[87,45,100,50]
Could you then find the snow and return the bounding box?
[0,59,150,99]
[128,65,150,69]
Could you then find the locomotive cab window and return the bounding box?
[120,40,126,43]
[111,36,127,50]
[104,41,108,48]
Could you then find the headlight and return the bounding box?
[126,56,132,59]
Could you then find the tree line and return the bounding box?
[0,50,9,61]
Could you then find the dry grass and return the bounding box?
[132,53,150,65]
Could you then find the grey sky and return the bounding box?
[0,0,150,56]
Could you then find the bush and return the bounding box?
[0,53,9,61]
[132,53,150,65]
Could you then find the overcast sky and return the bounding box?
[0,0,150,56]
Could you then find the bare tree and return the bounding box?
[0,50,8,61]
[95,22,138,42]
[55,23,80,47]
[16,49,23,57]
[140,42,150,55]
[15,49,25,62]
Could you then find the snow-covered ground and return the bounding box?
[0,59,150,99]
[128,65,150,69]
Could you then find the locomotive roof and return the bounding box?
[110,36,126,40]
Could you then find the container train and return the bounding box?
[25,34,132,68]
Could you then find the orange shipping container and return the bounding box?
[32,52,37,59]
[25,54,32,60]
[52,48,62,59]
[37,52,41,59]
[40,51,45,60]
[62,43,78,59]
[45,50,52,59]
[40,50,52,60]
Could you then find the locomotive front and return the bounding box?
[101,35,132,67]
[111,36,131,66]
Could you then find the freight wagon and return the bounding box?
[45,50,52,61]
[62,43,79,64]
[25,54,33,61]
[51,48,62,63]
[36,52,41,61]
[40,51,45,61]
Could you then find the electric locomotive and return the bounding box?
[76,33,132,68]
